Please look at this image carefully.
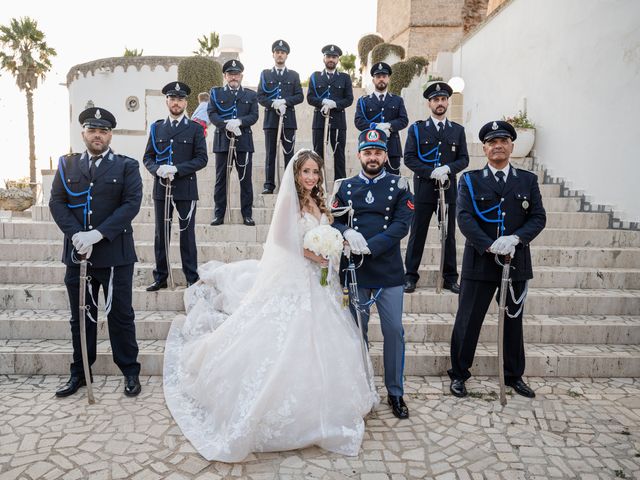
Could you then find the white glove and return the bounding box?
[271,99,286,109]
[343,229,369,254]
[376,122,391,136]
[72,230,103,255]
[225,118,242,131]
[322,99,337,110]
[156,165,177,179]
[277,103,287,116]
[489,235,520,256]
[430,165,451,183]
[231,126,242,136]
[320,104,331,116]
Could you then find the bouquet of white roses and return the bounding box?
[303,224,344,286]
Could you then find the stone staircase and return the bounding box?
[1,119,639,378]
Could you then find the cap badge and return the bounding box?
[378,63,382,70]
[330,45,335,52]
[435,84,441,91]
[279,40,283,46]
[95,109,102,119]
[492,121,498,130]
[175,83,181,91]
[366,130,380,141]
[232,60,236,67]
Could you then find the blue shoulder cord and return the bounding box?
[358,96,384,128]
[412,123,441,167]
[310,72,330,100]
[211,87,238,120]
[260,72,281,100]
[463,172,505,236]
[57,156,92,230]
[150,122,173,166]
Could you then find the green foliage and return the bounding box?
[371,43,405,65]
[0,17,56,92]
[357,34,384,69]
[428,74,444,82]
[123,48,143,57]
[337,52,361,87]
[4,177,30,189]
[503,110,536,129]
[178,56,222,114]
[388,56,428,95]
[194,32,220,56]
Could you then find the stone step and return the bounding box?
[2,261,639,290]
[2,338,638,377]
[3,240,638,269]
[31,206,608,229]
[3,221,636,247]
[1,284,638,315]
[2,310,637,345]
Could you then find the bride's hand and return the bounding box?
[304,249,328,266]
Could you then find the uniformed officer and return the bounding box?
[143,82,208,291]
[49,107,143,397]
[403,81,469,294]
[448,120,546,399]
[257,39,304,193]
[354,62,408,175]
[208,59,259,226]
[307,44,354,181]
[332,128,414,419]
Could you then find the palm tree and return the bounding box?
[0,17,56,197]
[194,32,219,56]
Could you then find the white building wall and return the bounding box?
[451,0,640,222]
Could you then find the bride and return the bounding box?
[163,149,379,462]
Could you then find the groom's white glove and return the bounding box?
[344,229,369,255]
[489,235,520,256]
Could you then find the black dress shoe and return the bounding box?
[262,188,274,194]
[403,280,416,293]
[450,378,467,398]
[443,282,461,294]
[124,375,141,397]
[243,217,255,226]
[146,280,167,292]
[505,378,535,398]
[210,217,224,226]
[387,395,409,419]
[56,375,87,397]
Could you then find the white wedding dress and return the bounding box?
[163,159,378,463]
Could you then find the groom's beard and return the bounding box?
[361,161,384,176]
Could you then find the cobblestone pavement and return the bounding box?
[1,375,639,480]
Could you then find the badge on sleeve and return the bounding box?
[332,199,339,208]
[407,200,415,210]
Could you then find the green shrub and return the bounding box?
[371,43,405,65]
[388,56,428,95]
[503,110,536,129]
[178,56,223,114]
[357,34,384,69]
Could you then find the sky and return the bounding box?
[0,0,378,183]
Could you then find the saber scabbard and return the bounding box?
[78,254,95,404]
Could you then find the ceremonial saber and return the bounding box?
[275,112,284,191]
[163,178,174,290]
[323,111,332,164]
[226,134,236,224]
[436,178,448,294]
[78,253,95,404]
[344,251,374,390]
[497,254,511,406]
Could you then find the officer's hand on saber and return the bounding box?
[376,122,391,136]
[489,235,519,256]
[343,229,370,255]
[72,230,103,257]
[322,99,337,110]
[430,165,450,183]
[156,165,177,179]
[224,118,242,134]
[272,99,286,110]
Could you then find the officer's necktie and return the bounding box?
[90,155,102,180]
[438,121,444,132]
[277,69,282,76]
[379,94,384,103]
[327,72,333,80]
[496,170,506,191]
[171,120,178,128]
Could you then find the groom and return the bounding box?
[332,128,414,419]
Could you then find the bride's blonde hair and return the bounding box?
[292,150,333,222]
